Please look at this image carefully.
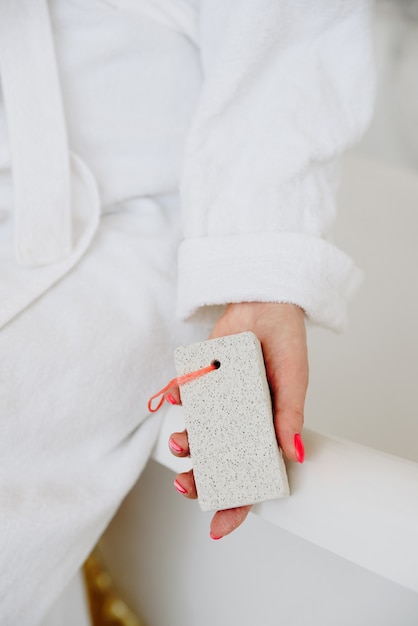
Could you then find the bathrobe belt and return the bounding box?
[0,0,100,329]
[0,0,72,267]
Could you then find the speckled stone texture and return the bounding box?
[175,331,290,512]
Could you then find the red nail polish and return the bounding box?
[294,433,305,463]
[174,479,187,494]
[169,438,183,453]
[210,531,222,541]
[166,393,177,405]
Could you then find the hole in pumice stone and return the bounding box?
[211,360,221,369]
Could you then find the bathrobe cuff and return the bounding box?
[176,232,362,332]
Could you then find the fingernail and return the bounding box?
[294,433,305,464]
[210,531,222,541]
[174,479,187,494]
[166,393,177,405]
[169,438,183,453]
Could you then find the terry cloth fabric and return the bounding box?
[178,0,375,330]
[0,0,375,623]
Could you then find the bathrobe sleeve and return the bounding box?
[177,0,375,331]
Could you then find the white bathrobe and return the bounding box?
[0,0,375,623]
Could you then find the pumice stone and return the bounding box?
[174,331,290,512]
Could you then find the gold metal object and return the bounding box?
[83,549,145,626]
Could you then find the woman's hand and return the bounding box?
[167,302,308,539]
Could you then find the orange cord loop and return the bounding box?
[147,363,218,413]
